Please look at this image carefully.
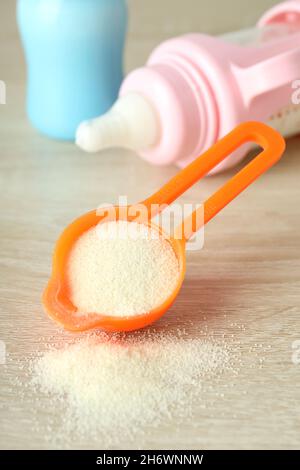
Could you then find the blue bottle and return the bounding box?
[17,0,127,140]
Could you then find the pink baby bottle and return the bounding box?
[77,0,300,174]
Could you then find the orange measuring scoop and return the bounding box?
[43,122,285,332]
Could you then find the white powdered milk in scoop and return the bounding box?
[67,221,180,317]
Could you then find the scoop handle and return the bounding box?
[143,122,285,241]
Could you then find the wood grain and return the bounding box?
[0,0,299,450]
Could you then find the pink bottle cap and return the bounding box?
[259,0,300,27]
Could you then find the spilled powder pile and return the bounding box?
[68,221,180,317]
[30,332,230,446]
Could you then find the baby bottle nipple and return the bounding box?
[76,94,159,153]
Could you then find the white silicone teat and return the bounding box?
[76,93,159,153]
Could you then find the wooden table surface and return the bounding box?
[0,0,299,450]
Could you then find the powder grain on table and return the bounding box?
[68,221,180,317]
[30,332,230,446]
